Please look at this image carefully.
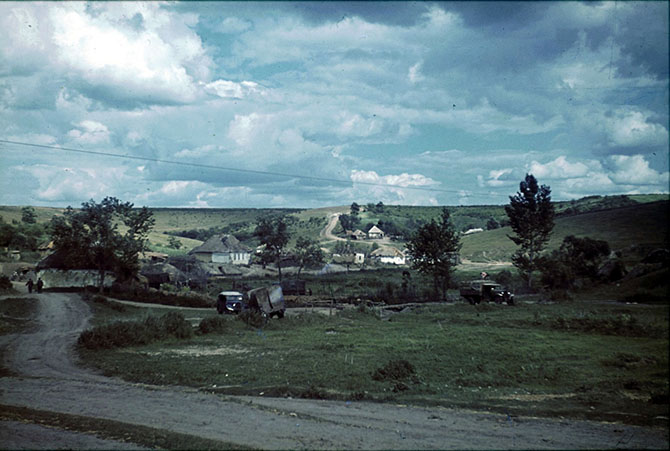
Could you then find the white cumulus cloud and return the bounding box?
[67,120,110,144]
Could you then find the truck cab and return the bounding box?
[460,280,514,305]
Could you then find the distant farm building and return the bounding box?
[367,225,385,240]
[189,235,251,265]
[332,252,365,265]
[463,228,484,235]
[38,241,54,257]
[139,251,169,263]
[370,247,406,265]
[350,229,367,240]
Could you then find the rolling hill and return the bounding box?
[1,194,667,264]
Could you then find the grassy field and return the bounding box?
[460,200,669,262]
[77,297,669,427]
[2,194,667,261]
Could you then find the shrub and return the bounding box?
[372,359,417,382]
[198,316,229,334]
[109,286,211,308]
[0,275,12,291]
[239,310,267,328]
[78,312,193,349]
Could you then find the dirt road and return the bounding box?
[1,292,668,449]
[320,212,346,242]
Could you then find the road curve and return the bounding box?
[1,292,668,449]
[320,213,347,242]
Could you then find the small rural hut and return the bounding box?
[371,247,406,265]
[350,230,367,240]
[367,225,385,240]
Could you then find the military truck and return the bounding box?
[247,285,286,318]
[459,279,514,305]
[217,284,286,318]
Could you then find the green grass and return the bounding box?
[0,296,39,377]
[78,300,669,426]
[0,296,38,335]
[461,200,669,262]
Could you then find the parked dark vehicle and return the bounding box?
[460,280,514,305]
[216,285,286,318]
[217,291,245,314]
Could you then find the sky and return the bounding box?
[0,1,668,208]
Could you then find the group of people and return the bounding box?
[25,277,44,294]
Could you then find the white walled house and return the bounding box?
[370,247,406,265]
[367,225,385,240]
[189,235,252,265]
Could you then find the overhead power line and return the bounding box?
[0,138,507,199]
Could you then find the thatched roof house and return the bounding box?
[188,234,252,265]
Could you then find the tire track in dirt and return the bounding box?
[1,292,667,449]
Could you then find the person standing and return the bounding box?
[36,278,44,294]
[26,278,34,293]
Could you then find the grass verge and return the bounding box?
[78,301,669,427]
[0,404,248,450]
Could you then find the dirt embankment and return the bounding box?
[1,290,668,449]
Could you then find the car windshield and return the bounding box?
[226,296,243,303]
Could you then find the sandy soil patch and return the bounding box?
[129,345,250,357]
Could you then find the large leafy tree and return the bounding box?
[21,207,37,224]
[405,208,461,300]
[505,174,555,288]
[539,235,611,289]
[254,216,289,280]
[293,237,324,277]
[338,213,360,233]
[49,197,155,292]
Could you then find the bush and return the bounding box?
[239,310,267,328]
[109,286,211,308]
[198,316,229,334]
[0,275,12,291]
[78,312,193,349]
[372,359,417,382]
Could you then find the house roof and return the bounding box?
[189,234,251,255]
[371,247,404,257]
[368,225,385,235]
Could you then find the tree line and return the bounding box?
[32,172,612,298]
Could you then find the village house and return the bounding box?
[370,247,406,265]
[38,241,54,257]
[350,229,367,241]
[188,234,252,265]
[367,225,385,240]
[332,252,365,265]
[463,227,484,235]
[138,251,169,263]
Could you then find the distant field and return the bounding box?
[461,200,669,263]
[2,194,667,260]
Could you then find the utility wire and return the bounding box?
[0,138,507,199]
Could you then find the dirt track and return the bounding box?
[1,291,668,449]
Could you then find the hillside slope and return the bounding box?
[460,200,669,263]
